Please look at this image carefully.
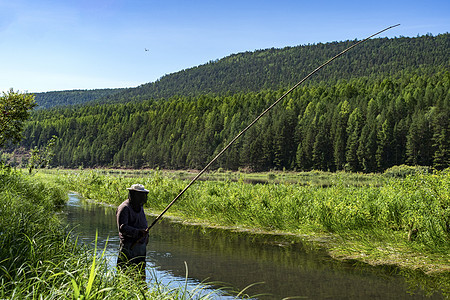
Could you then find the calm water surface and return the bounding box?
[63,193,444,299]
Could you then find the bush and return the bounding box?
[383,165,432,178]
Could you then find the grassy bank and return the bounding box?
[0,167,233,299]
[44,167,450,296]
[55,167,387,187]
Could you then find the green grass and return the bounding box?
[51,167,386,187]
[51,168,449,251]
[40,167,450,296]
[0,166,248,299]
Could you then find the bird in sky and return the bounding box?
[145,48,149,51]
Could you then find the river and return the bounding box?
[63,192,444,299]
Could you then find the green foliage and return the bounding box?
[30,168,450,297]
[58,169,450,252]
[27,135,58,174]
[0,89,36,148]
[18,68,450,172]
[0,168,229,299]
[377,170,450,248]
[0,168,68,289]
[383,164,432,178]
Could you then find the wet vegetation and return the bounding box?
[0,167,239,299]
[43,167,450,297]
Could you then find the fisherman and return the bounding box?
[116,183,149,279]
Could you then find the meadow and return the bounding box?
[4,166,448,298]
[0,166,235,299]
[49,167,449,273]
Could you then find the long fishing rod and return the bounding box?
[144,23,400,233]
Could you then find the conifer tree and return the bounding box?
[346,108,363,171]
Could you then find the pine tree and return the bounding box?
[332,100,350,170]
[346,108,363,171]
[431,109,449,169]
[406,112,432,166]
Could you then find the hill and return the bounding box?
[32,34,449,109]
[97,33,449,104]
[5,33,449,172]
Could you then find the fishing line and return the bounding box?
[145,24,400,232]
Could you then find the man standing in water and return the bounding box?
[116,184,149,279]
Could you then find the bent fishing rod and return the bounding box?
[143,23,400,234]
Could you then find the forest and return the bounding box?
[18,68,449,172]
[5,33,450,172]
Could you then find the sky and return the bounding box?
[0,0,448,93]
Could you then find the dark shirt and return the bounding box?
[116,199,148,244]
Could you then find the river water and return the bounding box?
[63,192,444,299]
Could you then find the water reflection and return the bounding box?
[63,193,444,299]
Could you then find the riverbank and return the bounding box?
[40,167,450,297]
[0,167,231,299]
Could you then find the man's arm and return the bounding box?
[117,206,141,239]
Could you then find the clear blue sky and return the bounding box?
[0,0,448,93]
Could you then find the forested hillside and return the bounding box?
[98,34,449,104]
[5,33,449,172]
[32,88,123,109]
[21,68,449,172]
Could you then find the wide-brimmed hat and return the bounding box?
[127,184,149,193]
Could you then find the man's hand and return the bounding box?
[139,229,148,237]
[137,229,149,245]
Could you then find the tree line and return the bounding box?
[32,88,123,109]
[19,68,449,172]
